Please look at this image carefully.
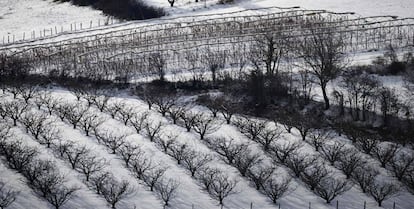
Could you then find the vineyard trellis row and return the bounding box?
[1,7,414,83]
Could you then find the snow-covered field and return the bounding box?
[1,1,414,209]
[1,83,413,209]
[1,0,413,44]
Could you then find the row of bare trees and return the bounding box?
[0,129,77,209]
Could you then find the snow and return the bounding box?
[1,0,414,208]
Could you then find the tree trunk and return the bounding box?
[321,84,330,110]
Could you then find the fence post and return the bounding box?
[336,200,338,209]
[363,201,366,209]
[250,202,253,209]
[191,204,194,209]
[309,202,311,209]
[393,202,396,209]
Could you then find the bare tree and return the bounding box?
[53,140,74,158]
[378,87,400,126]
[355,136,379,155]
[320,142,346,165]
[192,114,219,140]
[65,145,89,169]
[131,154,154,180]
[291,111,318,141]
[79,111,104,137]
[20,111,50,140]
[314,177,352,203]
[180,111,200,132]
[65,103,89,129]
[144,122,163,142]
[337,149,366,179]
[197,94,222,118]
[202,48,226,85]
[233,149,262,177]
[68,86,86,101]
[89,172,111,195]
[270,141,302,164]
[257,127,282,151]
[250,32,285,77]
[167,143,189,165]
[101,177,134,209]
[77,155,107,182]
[39,125,61,148]
[182,150,212,177]
[46,186,78,209]
[208,174,238,205]
[95,130,127,154]
[2,140,38,171]
[3,100,28,126]
[301,163,331,191]
[197,167,221,191]
[247,165,275,190]
[208,137,247,164]
[24,160,54,186]
[155,179,179,207]
[0,181,19,209]
[148,52,167,82]
[235,117,267,142]
[32,166,65,198]
[307,129,332,152]
[352,166,379,193]
[263,176,292,204]
[118,142,142,168]
[153,95,176,117]
[372,143,400,168]
[17,85,39,104]
[93,95,111,112]
[296,24,346,110]
[143,166,168,191]
[285,154,317,178]
[168,105,187,124]
[220,100,238,125]
[389,152,414,181]
[368,180,400,207]
[129,111,149,134]
[106,101,123,119]
[155,133,177,153]
[36,92,61,115]
[118,106,135,125]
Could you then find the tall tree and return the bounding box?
[297,22,347,109]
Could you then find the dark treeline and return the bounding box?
[54,0,165,20]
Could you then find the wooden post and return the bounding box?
[336,200,339,209]
[363,201,366,209]
[309,202,311,209]
[393,202,396,209]
[250,202,253,209]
